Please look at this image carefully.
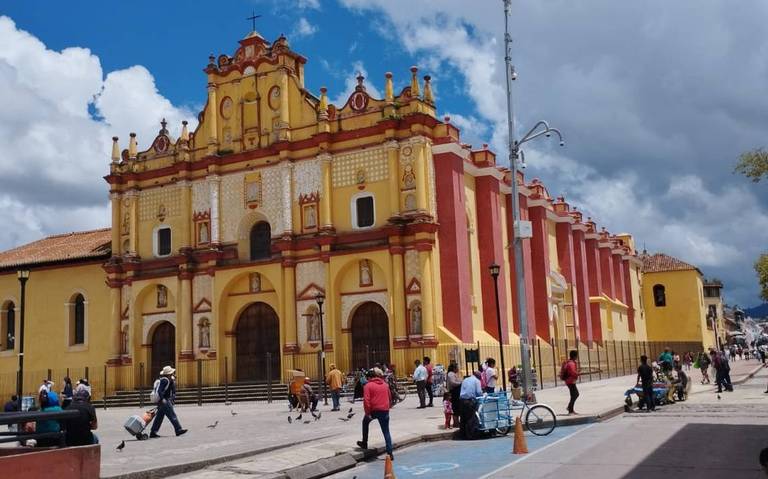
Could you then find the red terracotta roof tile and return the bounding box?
[0,228,111,269]
[639,252,699,274]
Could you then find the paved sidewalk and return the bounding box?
[68,358,764,478]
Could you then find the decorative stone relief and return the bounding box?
[192,181,211,213]
[293,159,322,201]
[404,250,421,284]
[121,285,132,318]
[296,261,325,296]
[219,166,283,242]
[341,292,389,330]
[193,275,212,307]
[139,187,181,221]
[332,148,388,188]
[142,312,175,344]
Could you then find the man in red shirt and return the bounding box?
[357,368,394,459]
[563,350,580,415]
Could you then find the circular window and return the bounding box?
[220,96,233,119]
[268,86,281,110]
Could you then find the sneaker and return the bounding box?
[388,453,394,461]
[176,429,188,437]
[356,440,368,450]
[149,432,160,438]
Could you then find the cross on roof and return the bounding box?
[247,11,261,32]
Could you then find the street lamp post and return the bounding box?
[315,292,328,405]
[502,0,564,400]
[16,269,29,409]
[489,264,507,392]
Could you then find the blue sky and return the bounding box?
[1,1,767,307]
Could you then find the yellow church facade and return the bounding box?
[0,31,676,398]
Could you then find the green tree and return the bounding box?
[756,254,768,302]
[734,148,768,182]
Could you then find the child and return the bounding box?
[442,392,453,429]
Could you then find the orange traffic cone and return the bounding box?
[512,416,528,454]
[384,454,396,478]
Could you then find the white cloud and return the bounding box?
[296,0,320,9]
[0,16,195,251]
[293,17,318,38]
[329,61,382,106]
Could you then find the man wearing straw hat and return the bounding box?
[149,365,187,438]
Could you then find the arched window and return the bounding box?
[250,221,271,260]
[652,284,666,307]
[73,294,85,345]
[2,301,15,350]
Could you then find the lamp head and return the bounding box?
[559,140,565,147]
[315,291,325,306]
[489,263,501,277]
[17,270,30,280]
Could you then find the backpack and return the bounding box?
[149,379,162,404]
[559,361,569,381]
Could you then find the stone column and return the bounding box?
[319,153,333,230]
[413,139,429,212]
[208,175,221,245]
[283,260,298,351]
[279,68,291,141]
[179,272,193,360]
[108,284,122,363]
[207,83,218,155]
[110,192,121,256]
[281,162,293,235]
[178,181,192,250]
[391,247,407,343]
[127,190,139,255]
[385,141,400,218]
[418,248,436,341]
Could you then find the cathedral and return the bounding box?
[0,30,654,395]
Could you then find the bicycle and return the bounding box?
[476,392,556,437]
[386,373,407,406]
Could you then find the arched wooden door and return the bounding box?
[235,302,280,382]
[351,302,390,369]
[150,321,175,378]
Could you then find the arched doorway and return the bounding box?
[150,321,175,379]
[235,302,280,381]
[351,302,390,369]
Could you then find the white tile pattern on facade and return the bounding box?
[295,260,326,296]
[139,186,181,221]
[331,147,388,188]
[192,181,211,214]
[293,158,322,201]
[193,274,212,307]
[219,165,284,241]
[404,249,421,285]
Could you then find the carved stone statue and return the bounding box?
[199,222,210,244]
[199,318,211,349]
[157,285,168,308]
[250,273,261,293]
[121,326,129,355]
[410,303,422,335]
[308,310,321,342]
[402,164,416,189]
[304,204,317,229]
[360,259,373,286]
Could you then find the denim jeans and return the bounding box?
[566,383,579,413]
[150,400,183,434]
[362,411,392,455]
[331,389,341,410]
[415,380,427,407]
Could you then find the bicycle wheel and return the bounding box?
[396,385,407,403]
[525,404,556,436]
[495,424,511,435]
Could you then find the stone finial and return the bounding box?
[355,72,365,92]
[160,118,168,134]
[385,72,394,103]
[111,136,120,163]
[410,66,420,98]
[128,133,137,159]
[179,120,189,142]
[423,75,433,103]
[208,53,216,68]
[318,87,329,119]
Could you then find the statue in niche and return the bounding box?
[410,303,422,335]
[402,164,416,189]
[157,285,168,308]
[199,318,211,349]
[250,273,261,293]
[304,204,317,229]
[245,177,262,206]
[198,222,210,244]
[122,210,130,232]
[359,259,373,287]
[157,204,167,222]
[356,168,366,185]
[308,310,321,342]
[121,325,129,355]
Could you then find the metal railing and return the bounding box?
[0,409,80,446]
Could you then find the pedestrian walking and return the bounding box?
[636,355,655,411]
[412,359,428,409]
[63,385,98,446]
[61,377,73,409]
[326,363,344,412]
[484,358,498,394]
[697,351,711,384]
[561,350,580,415]
[356,367,394,460]
[458,371,482,439]
[423,357,434,407]
[442,392,454,429]
[149,365,187,438]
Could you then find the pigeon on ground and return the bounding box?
[116,440,125,451]
[231,410,238,416]
[348,407,353,414]
[313,412,322,422]
[207,421,219,429]
[296,414,303,421]
[287,416,293,424]
[717,394,721,400]
[303,420,311,424]
[311,410,321,419]
[338,417,350,422]
[347,412,356,419]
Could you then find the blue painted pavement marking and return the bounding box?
[332,425,585,479]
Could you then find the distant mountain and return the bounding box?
[745,303,768,319]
